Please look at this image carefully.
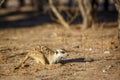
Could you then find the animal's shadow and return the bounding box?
[61,58,94,64]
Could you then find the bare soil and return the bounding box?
[0,24,120,80]
[0,8,120,80]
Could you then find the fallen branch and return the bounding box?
[0,0,4,6]
[114,0,120,45]
[49,0,70,29]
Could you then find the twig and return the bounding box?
[0,0,4,6]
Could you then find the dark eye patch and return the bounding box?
[56,51,58,54]
[61,51,65,54]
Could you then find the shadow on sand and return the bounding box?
[61,58,94,64]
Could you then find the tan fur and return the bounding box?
[16,45,68,69]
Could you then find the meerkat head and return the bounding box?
[55,49,68,61]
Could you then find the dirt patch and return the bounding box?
[0,24,120,80]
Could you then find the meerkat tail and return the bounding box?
[15,54,29,69]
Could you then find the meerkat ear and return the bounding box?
[61,48,67,52]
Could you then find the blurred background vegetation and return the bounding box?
[0,0,118,29]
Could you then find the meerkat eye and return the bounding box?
[56,51,58,54]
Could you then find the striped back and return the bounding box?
[35,45,55,56]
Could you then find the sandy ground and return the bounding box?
[0,24,120,80]
[0,7,120,80]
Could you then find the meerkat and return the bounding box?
[15,45,68,69]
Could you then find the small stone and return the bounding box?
[102,69,106,73]
[50,32,57,38]
[104,51,110,54]
[88,48,92,51]
[12,36,18,40]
